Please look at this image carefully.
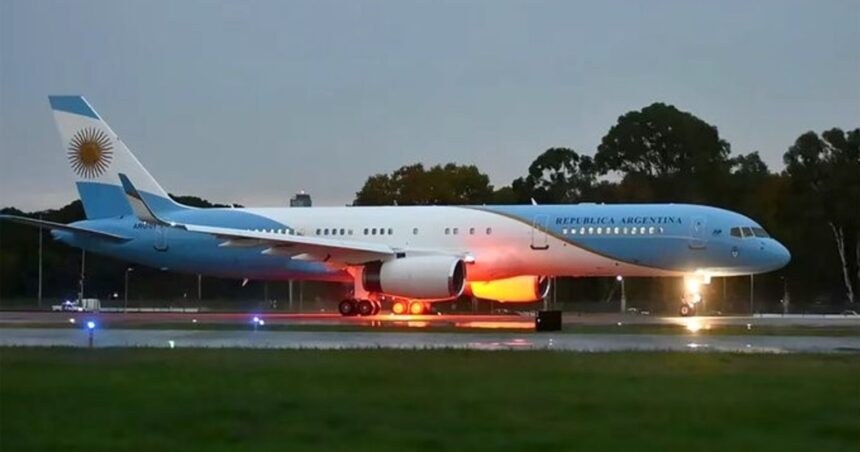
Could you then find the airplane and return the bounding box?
[0,96,791,317]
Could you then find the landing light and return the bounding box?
[69,318,76,324]
[684,278,701,294]
[686,319,703,333]
[86,321,96,330]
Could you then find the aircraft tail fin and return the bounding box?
[48,96,187,219]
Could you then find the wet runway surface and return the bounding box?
[3,311,860,329]
[2,328,859,353]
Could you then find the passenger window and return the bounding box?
[372,228,377,235]
[363,228,369,235]
[570,228,577,235]
[388,228,393,235]
[445,228,450,235]
[596,227,603,234]
[588,227,594,234]
[469,227,475,235]
[340,228,345,235]
[413,228,418,235]
[648,227,655,234]
[315,228,321,235]
[486,227,492,235]
[453,228,459,235]
[579,227,585,235]
[562,228,568,235]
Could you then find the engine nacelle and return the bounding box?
[467,275,551,302]
[362,256,466,300]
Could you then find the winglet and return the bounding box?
[119,173,177,227]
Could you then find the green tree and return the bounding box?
[170,195,231,208]
[512,148,597,204]
[354,163,494,206]
[595,102,732,203]
[783,128,860,303]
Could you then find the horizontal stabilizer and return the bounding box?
[0,215,131,242]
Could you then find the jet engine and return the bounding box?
[467,275,551,302]
[362,256,466,299]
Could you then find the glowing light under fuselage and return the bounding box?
[468,276,545,303]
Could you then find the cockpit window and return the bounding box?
[752,227,769,238]
[731,226,770,239]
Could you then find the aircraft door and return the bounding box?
[531,215,550,250]
[689,216,707,249]
[154,226,169,252]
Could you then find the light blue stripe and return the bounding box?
[48,96,100,119]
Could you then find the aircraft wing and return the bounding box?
[117,172,394,265]
[0,214,131,242]
[179,223,396,265]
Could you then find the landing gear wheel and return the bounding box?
[409,301,426,315]
[679,304,695,317]
[339,299,358,316]
[392,300,407,315]
[357,299,375,316]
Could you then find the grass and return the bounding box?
[1,349,858,452]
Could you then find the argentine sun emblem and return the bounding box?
[68,127,114,178]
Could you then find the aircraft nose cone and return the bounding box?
[773,241,791,269]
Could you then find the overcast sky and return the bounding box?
[2,0,858,210]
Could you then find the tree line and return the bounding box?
[1,102,857,310]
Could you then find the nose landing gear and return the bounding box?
[679,303,696,317]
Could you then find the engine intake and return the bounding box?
[363,256,466,300]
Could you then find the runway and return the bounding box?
[2,328,859,353]
[3,310,859,330]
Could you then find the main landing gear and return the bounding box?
[339,298,381,317]
[391,300,431,316]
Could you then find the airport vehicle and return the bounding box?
[1,96,791,316]
[52,301,84,312]
[50,298,100,312]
